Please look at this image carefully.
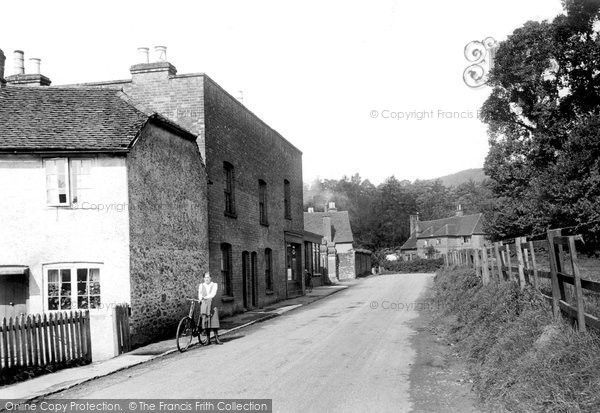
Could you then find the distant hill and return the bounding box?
[436,168,487,187]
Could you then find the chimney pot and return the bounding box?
[327,201,337,211]
[29,58,41,75]
[0,49,5,86]
[308,207,314,213]
[455,204,464,217]
[14,50,24,75]
[154,46,167,62]
[137,47,149,63]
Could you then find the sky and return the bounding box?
[0,0,565,185]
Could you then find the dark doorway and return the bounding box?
[286,243,303,297]
[251,252,258,308]
[0,274,29,319]
[242,251,250,309]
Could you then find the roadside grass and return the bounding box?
[434,266,600,412]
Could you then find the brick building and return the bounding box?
[0,82,208,355]
[304,202,372,281]
[74,47,307,315]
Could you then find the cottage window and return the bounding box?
[70,159,93,204]
[284,179,291,219]
[223,162,236,217]
[44,158,93,206]
[259,180,268,225]
[463,236,471,243]
[46,265,101,311]
[45,158,69,206]
[221,243,233,296]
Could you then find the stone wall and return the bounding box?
[127,121,209,346]
[338,251,355,280]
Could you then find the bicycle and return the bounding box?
[176,298,209,352]
[305,272,313,293]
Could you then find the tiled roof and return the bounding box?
[400,235,417,251]
[304,211,354,244]
[400,213,484,250]
[0,87,149,152]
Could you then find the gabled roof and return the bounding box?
[303,211,354,244]
[400,235,417,251]
[400,213,485,250]
[0,87,155,152]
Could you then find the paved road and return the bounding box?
[51,274,433,413]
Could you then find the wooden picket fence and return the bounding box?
[0,310,92,375]
[444,228,600,333]
[115,304,131,354]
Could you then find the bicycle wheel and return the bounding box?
[198,327,209,346]
[176,317,194,352]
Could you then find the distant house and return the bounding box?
[0,86,208,357]
[304,202,372,281]
[400,207,485,260]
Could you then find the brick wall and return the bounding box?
[127,121,209,346]
[80,65,304,317]
[203,77,304,314]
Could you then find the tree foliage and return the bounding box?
[304,174,492,251]
[482,0,600,243]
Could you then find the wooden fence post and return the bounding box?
[547,229,563,318]
[528,240,539,290]
[568,236,586,332]
[84,310,92,362]
[494,243,503,281]
[515,237,527,289]
[505,244,514,281]
[481,246,490,285]
[488,246,496,280]
[474,248,481,277]
[524,247,531,284]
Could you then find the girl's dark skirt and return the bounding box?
[200,298,220,329]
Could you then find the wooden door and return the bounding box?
[0,274,28,319]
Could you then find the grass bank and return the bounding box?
[434,266,600,412]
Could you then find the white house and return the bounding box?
[0,85,209,358]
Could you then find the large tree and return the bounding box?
[482,0,600,243]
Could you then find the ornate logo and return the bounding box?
[463,37,497,88]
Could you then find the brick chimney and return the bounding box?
[5,50,51,87]
[323,216,332,242]
[130,46,177,83]
[410,214,419,235]
[455,204,464,217]
[0,49,5,87]
[327,201,337,212]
